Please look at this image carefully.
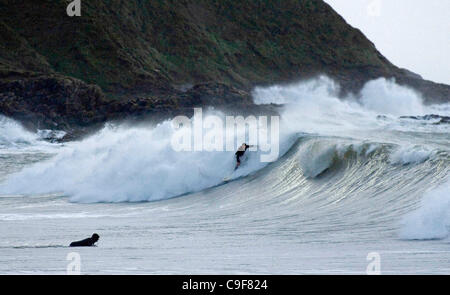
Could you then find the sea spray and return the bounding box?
[0,115,37,148]
[0,76,448,203]
[399,179,450,240]
[0,114,284,202]
[359,78,426,116]
[389,145,435,165]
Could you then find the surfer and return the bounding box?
[235,143,254,170]
[69,233,100,247]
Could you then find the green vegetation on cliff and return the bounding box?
[1,0,398,94]
[0,0,448,131]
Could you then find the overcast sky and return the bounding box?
[324,0,449,85]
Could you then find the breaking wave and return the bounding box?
[0,76,448,241]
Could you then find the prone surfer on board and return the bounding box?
[235,143,255,170]
[70,233,100,247]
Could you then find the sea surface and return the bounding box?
[0,77,449,274]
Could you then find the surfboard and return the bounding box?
[223,167,237,182]
[223,153,248,182]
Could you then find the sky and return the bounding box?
[324,0,449,85]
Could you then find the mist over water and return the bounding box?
[0,116,37,149]
[359,79,427,116]
[0,116,279,202]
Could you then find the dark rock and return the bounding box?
[399,114,450,124]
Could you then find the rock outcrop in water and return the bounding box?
[399,114,450,125]
[0,0,449,135]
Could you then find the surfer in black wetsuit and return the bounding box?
[235,143,254,170]
[70,233,100,247]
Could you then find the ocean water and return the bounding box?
[0,77,449,274]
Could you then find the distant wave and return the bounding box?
[0,115,37,148]
[389,145,435,165]
[0,115,64,151]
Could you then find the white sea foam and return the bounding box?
[0,76,447,203]
[400,179,450,240]
[0,115,62,152]
[0,115,37,148]
[0,117,280,202]
[389,145,435,165]
[359,78,426,116]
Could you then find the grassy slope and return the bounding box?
[0,0,400,97]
